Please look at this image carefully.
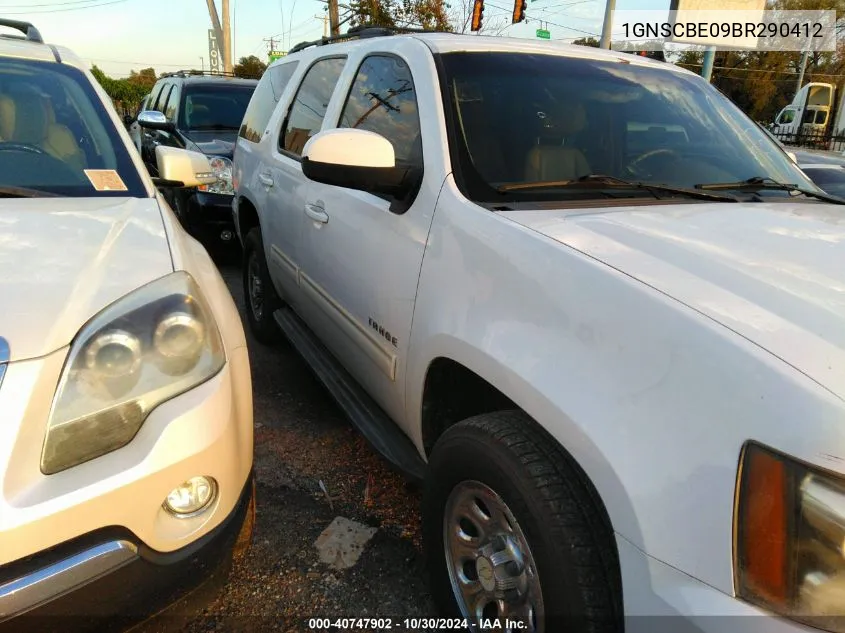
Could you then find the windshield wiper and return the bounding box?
[497,174,740,202]
[696,176,845,205]
[0,185,59,198]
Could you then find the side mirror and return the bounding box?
[154,146,217,188]
[138,110,174,132]
[787,151,798,163]
[300,129,416,197]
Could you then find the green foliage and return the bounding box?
[234,55,267,79]
[90,64,150,116]
[344,0,452,31]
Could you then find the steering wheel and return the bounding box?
[626,148,680,179]
[0,142,47,155]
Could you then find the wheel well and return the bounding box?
[421,358,516,456]
[237,196,259,240]
[421,359,623,608]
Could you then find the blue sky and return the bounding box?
[2,0,669,77]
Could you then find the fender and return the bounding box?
[405,176,845,599]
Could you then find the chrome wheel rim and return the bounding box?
[443,480,544,633]
[247,252,264,321]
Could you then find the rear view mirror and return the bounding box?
[300,128,415,198]
[154,146,217,188]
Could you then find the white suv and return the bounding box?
[0,19,254,630]
[233,26,845,633]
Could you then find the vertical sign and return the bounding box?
[208,29,222,74]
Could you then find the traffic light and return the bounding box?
[470,0,484,32]
[512,0,526,23]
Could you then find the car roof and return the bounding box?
[0,19,89,71]
[800,163,845,169]
[278,30,692,76]
[165,75,258,87]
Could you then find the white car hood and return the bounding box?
[0,197,173,362]
[500,201,845,399]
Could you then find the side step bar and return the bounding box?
[273,308,427,482]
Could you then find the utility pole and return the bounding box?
[796,49,809,94]
[328,0,340,35]
[701,46,716,82]
[599,0,615,49]
[315,13,329,38]
[203,0,232,74]
[222,0,233,74]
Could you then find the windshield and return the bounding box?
[180,85,256,131]
[438,52,820,203]
[802,167,845,198]
[0,58,147,197]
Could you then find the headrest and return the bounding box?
[0,95,14,140]
[558,102,587,135]
[11,92,48,143]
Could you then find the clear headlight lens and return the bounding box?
[736,442,845,630]
[198,155,233,195]
[41,271,225,475]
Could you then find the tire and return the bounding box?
[423,410,623,633]
[242,227,282,344]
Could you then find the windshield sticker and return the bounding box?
[84,170,128,192]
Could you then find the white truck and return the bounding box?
[233,27,845,633]
[771,81,845,147]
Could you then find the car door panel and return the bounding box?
[263,56,347,308]
[296,53,436,426]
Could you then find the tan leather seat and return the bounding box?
[43,99,85,171]
[0,95,15,141]
[4,91,85,170]
[524,103,591,182]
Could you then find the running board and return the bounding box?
[273,307,427,482]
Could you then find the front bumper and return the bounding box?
[182,190,238,247]
[0,473,254,632]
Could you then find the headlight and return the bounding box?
[41,271,226,475]
[198,156,233,195]
[736,442,845,630]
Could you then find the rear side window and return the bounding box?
[338,55,422,167]
[280,57,346,156]
[239,62,299,143]
[163,85,179,121]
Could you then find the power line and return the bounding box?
[0,0,126,12]
[88,58,199,67]
[0,0,107,7]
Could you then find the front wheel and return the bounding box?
[242,227,282,344]
[423,411,623,633]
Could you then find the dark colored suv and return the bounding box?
[138,71,257,249]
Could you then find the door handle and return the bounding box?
[258,173,274,187]
[304,202,329,224]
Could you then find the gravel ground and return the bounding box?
[137,253,437,633]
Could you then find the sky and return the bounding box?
[2,0,670,77]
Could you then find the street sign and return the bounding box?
[208,29,222,73]
[269,50,287,62]
[536,28,550,39]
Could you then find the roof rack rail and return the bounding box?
[159,69,239,78]
[289,24,450,54]
[0,19,44,43]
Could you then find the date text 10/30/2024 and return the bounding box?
[308,618,528,630]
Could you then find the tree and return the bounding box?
[572,37,599,47]
[234,55,267,79]
[448,0,508,34]
[90,65,150,118]
[342,0,452,31]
